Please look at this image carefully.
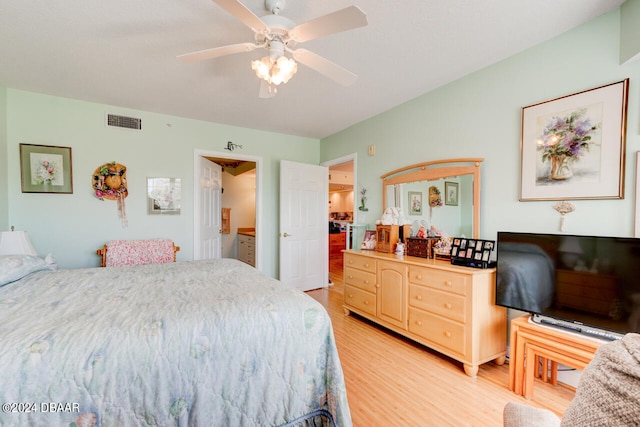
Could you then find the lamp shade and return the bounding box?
[0,230,38,256]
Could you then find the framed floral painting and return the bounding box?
[20,144,73,194]
[520,79,628,201]
[445,181,458,206]
[408,191,422,215]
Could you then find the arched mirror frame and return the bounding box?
[381,158,483,239]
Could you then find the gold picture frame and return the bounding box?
[520,79,628,201]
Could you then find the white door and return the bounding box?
[280,160,328,291]
[195,156,222,260]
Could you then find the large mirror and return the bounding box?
[382,158,483,239]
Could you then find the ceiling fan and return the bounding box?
[177,0,368,97]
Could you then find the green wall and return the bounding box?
[4,90,318,275]
[0,88,7,230]
[322,9,640,241]
[4,6,639,276]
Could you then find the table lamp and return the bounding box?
[0,226,38,256]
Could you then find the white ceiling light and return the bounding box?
[178,0,367,97]
[250,38,298,86]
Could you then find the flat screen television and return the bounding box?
[496,231,640,340]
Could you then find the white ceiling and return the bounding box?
[0,0,625,139]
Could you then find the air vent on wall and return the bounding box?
[106,113,142,130]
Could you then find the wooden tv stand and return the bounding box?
[508,315,605,399]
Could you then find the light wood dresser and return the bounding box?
[343,249,507,377]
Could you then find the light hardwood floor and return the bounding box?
[306,260,575,426]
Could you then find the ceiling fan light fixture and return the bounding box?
[251,55,297,86]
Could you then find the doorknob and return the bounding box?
[282,232,292,238]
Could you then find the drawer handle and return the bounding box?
[444,331,452,338]
[348,294,353,298]
[444,303,452,309]
[416,320,423,326]
[348,260,353,264]
[364,300,369,305]
[416,295,423,301]
[348,275,353,279]
[364,280,370,284]
[364,263,369,268]
[416,274,422,280]
[445,281,452,287]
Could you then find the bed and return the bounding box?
[496,242,556,313]
[0,256,351,427]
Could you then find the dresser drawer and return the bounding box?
[409,284,466,323]
[408,308,466,355]
[345,285,376,316]
[344,267,377,293]
[408,266,468,296]
[344,253,376,273]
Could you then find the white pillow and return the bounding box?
[0,255,52,287]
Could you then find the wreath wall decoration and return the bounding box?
[92,161,129,227]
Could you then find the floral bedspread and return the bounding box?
[0,259,351,427]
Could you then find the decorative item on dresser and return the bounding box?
[375,224,411,254]
[343,249,507,377]
[406,237,440,258]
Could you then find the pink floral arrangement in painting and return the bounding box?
[34,160,57,184]
[537,108,600,180]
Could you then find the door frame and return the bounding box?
[194,149,263,270]
[322,152,358,223]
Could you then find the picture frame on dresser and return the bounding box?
[361,230,377,250]
[520,79,628,201]
[20,143,73,194]
[450,238,495,268]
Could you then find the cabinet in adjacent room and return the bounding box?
[237,230,255,267]
[329,233,346,260]
[343,249,506,377]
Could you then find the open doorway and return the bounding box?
[322,154,357,283]
[208,157,256,265]
[194,150,261,269]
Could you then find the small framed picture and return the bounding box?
[445,181,459,206]
[20,144,73,194]
[147,177,181,215]
[408,191,422,215]
[361,230,377,250]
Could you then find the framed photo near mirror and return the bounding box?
[445,181,458,206]
[408,191,422,215]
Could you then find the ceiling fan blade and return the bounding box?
[177,42,257,63]
[212,0,269,34]
[293,48,358,86]
[259,80,276,98]
[289,5,367,43]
